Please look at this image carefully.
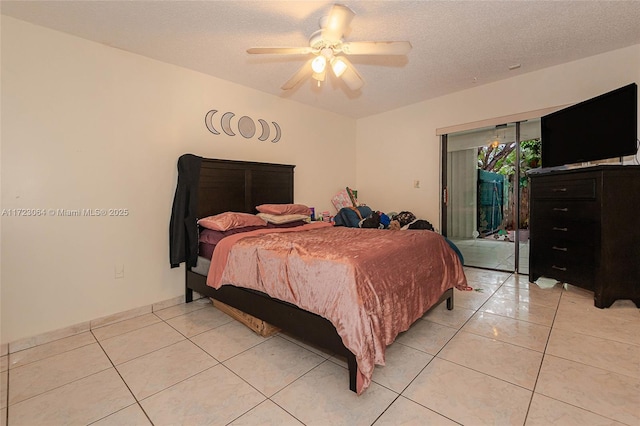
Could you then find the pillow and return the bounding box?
[199,225,267,245]
[267,220,308,228]
[257,212,311,225]
[256,203,311,216]
[198,212,267,231]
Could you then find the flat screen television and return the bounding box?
[541,83,638,168]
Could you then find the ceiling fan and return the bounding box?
[246,3,412,91]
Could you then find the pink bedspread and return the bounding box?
[207,222,467,394]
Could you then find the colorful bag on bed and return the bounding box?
[392,211,417,227]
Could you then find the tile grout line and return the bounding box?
[4,366,9,426]
[88,305,228,424]
[89,328,156,426]
[86,302,268,424]
[389,273,515,418]
[525,290,639,425]
[261,359,338,426]
[92,306,275,424]
[492,274,558,425]
[6,339,97,371]
[430,275,552,390]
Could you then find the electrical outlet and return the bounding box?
[114,264,124,279]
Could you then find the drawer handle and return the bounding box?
[552,246,568,252]
[552,188,568,192]
[552,227,568,232]
[552,265,567,271]
[553,207,569,212]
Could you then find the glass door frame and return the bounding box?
[441,121,526,273]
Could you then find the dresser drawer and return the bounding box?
[531,218,598,244]
[532,238,595,288]
[530,200,599,222]
[532,178,596,200]
[534,261,595,290]
[533,237,595,261]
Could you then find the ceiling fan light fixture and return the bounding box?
[312,69,326,83]
[247,3,409,91]
[331,57,348,77]
[311,55,327,73]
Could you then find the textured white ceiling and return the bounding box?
[2,1,640,118]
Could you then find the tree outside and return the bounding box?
[477,138,541,234]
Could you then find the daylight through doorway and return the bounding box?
[442,120,541,273]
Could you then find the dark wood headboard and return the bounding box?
[196,158,295,219]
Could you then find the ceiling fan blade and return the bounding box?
[281,59,314,90]
[341,41,412,55]
[335,57,364,91]
[321,4,355,42]
[247,47,313,55]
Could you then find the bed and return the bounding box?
[170,155,467,394]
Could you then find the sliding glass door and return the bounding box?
[442,120,540,273]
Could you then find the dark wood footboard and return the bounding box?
[186,268,453,393]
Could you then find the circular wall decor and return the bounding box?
[238,116,256,138]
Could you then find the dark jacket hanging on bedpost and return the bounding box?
[169,154,202,268]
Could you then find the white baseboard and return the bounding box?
[7,294,196,354]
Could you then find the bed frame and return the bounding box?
[183,157,453,392]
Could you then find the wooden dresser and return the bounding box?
[528,165,640,308]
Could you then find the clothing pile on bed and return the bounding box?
[334,206,464,265]
[194,203,463,265]
[334,207,435,231]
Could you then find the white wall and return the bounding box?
[0,17,356,344]
[356,44,640,227]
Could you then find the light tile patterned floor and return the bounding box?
[2,268,638,425]
[451,238,530,274]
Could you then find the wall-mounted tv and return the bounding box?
[541,83,638,168]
